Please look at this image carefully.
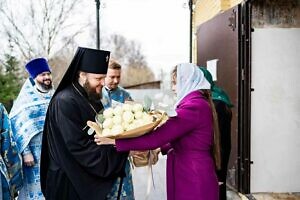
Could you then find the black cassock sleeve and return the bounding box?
[50,96,128,178]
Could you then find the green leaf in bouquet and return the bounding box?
[95,113,105,124]
[143,95,152,112]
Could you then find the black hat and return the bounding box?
[78,47,110,74]
[53,47,110,97]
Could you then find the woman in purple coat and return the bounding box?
[93,63,221,200]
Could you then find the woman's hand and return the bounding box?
[130,151,148,159]
[153,148,161,155]
[94,134,115,145]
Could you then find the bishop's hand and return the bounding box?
[86,120,102,135]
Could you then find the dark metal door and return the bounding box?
[196,5,246,192]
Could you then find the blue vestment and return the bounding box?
[9,79,53,199]
[102,86,133,108]
[0,103,23,200]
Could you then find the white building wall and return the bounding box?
[251,28,300,192]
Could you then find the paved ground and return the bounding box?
[227,187,300,200]
[132,155,167,200]
[132,155,300,200]
[250,193,300,200]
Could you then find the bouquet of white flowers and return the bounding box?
[91,102,165,139]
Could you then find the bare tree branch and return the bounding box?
[0,0,84,58]
[5,30,31,60]
[1,9,33,56]
[47,0,81,55]
[102,34,155,86]
[54,24,89,54]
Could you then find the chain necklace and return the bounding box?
[72,83,100,132]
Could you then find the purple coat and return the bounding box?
[116,91,219,200]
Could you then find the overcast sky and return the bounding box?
[2,0,190,79]
[78,0,190,77]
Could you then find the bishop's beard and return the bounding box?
[83,80,102,102]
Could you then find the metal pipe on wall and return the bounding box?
[189,0,193,62]
[95,0,100,49]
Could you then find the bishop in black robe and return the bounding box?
[40,47,128,200]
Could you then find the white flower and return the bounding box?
[113,106,123,116]
[103,118,113,129]
[112,115,122,125]
[102,128,111,136]
[122,122,130,131]
[122,104,133,112]
[142,113,153,124]
[134,111,143,119]
[123,111,134,123]
[127,123,138,131]
[111,125,124,135]
[103,108,114,119]
[133,119,144,127]
[132,103,143,113]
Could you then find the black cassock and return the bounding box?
[40,82,128,200]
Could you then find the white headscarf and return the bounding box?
[174,63,210,107]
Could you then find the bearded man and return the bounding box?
[40,47,128,200]
[9,58,54,199]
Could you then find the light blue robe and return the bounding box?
[9,79,53,199]
[102,86,135,200]
[0,103,23,200]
